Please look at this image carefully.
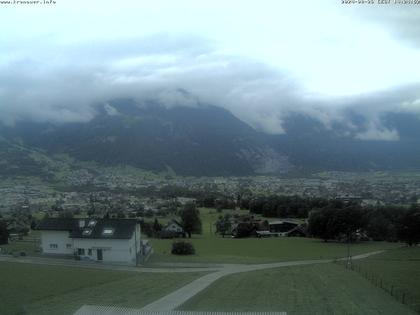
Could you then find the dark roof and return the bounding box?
[36,218,79,231]
[37,218,139,239]
[165,219,183,228]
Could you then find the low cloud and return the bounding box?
[1,34,420,139]
[355,122,400,142]
[400,98,420,114]
[103,103,120,116]
[344,6,420,48]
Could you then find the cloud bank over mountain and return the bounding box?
[1,0,420,139]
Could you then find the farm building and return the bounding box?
[160,219,185,238]
[256,220,307,237]
[37,218,151,265]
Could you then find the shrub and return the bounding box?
[160,230,185,239]
[171,241,195,255]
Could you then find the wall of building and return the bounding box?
[72,224,141,265]
[40,230,74,255]
[40,223,142,265]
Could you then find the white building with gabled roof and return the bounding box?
[37,218,150,265]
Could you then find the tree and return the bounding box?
[153,218,162,236]
[308,207,336,241]
[397,205,420,246]
[140,221,153,238]
[30,219,38,230]
[308,202,367,242]
[179,202,202,238]
[333,204,367,242]
[215,214,232,237]
[365,206,397,241]
[0,220,9,245]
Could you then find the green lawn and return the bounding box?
[353,246,420,313]
[148,208,401,264]
[179,263,415,315]
[0,262,205,315]
[0,230,41,256]
[149,237,401,264]
[0,240,39,255]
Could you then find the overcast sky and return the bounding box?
[1,0,420,139]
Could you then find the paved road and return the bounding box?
[0,249,384,274]
[0,255,222,273]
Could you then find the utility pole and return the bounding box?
[347,232,352,269]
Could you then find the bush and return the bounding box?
[160,230,185,239]
[171,241,195,255]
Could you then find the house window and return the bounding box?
[88,249,92,256]
[102,227,115,236]
[82,228,92,236]
[49,244,58,249]
[66,244,72,249]
[78,248,85,255]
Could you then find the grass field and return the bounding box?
[0,262,205,315]
[179,263,415,315]
[352,246,420,313]
[149,237,401,264]
[0,207,416,315]
[0,230,41,256]
[148,208,401,264]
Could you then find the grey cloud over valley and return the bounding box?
[1,1,420,140]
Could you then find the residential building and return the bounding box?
[37,218,149,265]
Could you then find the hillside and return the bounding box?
[0,100,419,177]
[0,101,291,177]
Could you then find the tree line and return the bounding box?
[308,201,420,246]
[247,195,330,218]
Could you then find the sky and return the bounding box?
[1,0,420,139]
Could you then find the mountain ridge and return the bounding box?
[1,100,419,177]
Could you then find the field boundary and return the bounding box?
[335,260,420,314]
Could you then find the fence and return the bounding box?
[334,261,420,314]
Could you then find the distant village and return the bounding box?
[1,171,419,216]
